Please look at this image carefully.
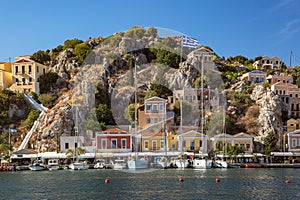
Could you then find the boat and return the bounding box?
[69,160,89,170]
[193,157,212,169]
[94,159,106,169]
[112,159,127,170]
[47,159,61,170]
[213,159,229,168]
[243,163,262,168]
[174,158,191,168]
[127,58,149,170]
[28,162,46,171]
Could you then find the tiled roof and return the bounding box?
[14,59,31,63]
[101,127,127,134]
[145,96,166,102]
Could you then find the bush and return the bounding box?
[39,72,59,94]
[125,26,146,39]
[63,38,83,50]
[38,93,57,108]
[25,109,41,130]
[74,43,91,65]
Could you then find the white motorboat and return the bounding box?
[28,163,46,171]
[112,159,127,170]
[213,160,229,168]
[174,158,191,168]
[193,157,212,169]
[69,161,89,170]
[47,159,61,170]
[94,159,106,169]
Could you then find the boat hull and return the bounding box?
[214,160,229,168]
[127,159,148,169]
[193,159,212,169]
[29,164,46,171]
[69,162,89,170]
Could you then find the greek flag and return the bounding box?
[9,128,17,133]
[182,36,198,49]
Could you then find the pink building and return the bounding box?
[287,129,300,151]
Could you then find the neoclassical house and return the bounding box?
[210,133,253,153]
[287,129,300,151]
[253,56,281,70]
[10,56,50,95]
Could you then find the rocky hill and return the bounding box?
[1,27,290,154]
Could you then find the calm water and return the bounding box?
[0,168,300,200]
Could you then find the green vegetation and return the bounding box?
[24,109,41,130]
[145,83,172,100]
[30,50,51,65]
[38,93,56,108]
[63,38,83,50]
[263,133,278,155]
[124,103,135,124]
[74,43,91,65]
[39,72,59,94]
[95,104,115,126]
[125,26,146,39]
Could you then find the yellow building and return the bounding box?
[141,132,165,152]
[0,62,12,89]
[177,130,208,153]
[287,118,300,133]
[10,56,50,95]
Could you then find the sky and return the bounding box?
[0,0,300,66]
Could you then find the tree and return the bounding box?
[155,49,181,68]
[144,83,172,100]
[30,50,51,65]
[264,133,277,155]
[63,38,83,50]
[95,104,115,125]
[74,43,91,65]
[125,26,146,39]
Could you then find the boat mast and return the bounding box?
[134,55,138,154]
[200,54,205,154]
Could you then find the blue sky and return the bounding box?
[1,0,300,66]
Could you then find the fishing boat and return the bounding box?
[47,159,61,170]
[69,160,89,170]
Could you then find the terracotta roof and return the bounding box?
[14,59,31,63]
[101,127,127,134]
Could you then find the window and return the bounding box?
[75,143,78,148]
[199,140,203,147]
[154,118,158,123]
[290,94,293,97]
[111,139,117,149]
[152,140,157,151]
[146,104,151,111]
[22,65,25,74]
[182,140,186,148]
[29,78,32,82]
[190,140,194,151]
[144,140,149,149]
[16,78,19,83]
[22,78,26,84]
[121,139,126,149]
[101,139,107,149]
[246,144,250,150]
[146,118,151,124]
[15,66,18,74]
[28,65,32,73]
[65,143,69,149]
[160,104,164,111]
[160,140,164,150]
[152,104,158,112]
[296,94,298,98]
[292,139,297,147]
[37,66,39,73]
[43,68,45,75]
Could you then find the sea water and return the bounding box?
[0,168,299,200]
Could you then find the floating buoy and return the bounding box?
[215,178,220,183]
[105,178,110,183]
[179,177,184,182]
[285,179,290,184]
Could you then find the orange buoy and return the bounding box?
[215,178,220,183]
[105,178,110,183]
[179,177,184,182]
[285,179,290,184]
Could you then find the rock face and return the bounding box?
[250,85,287,149]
